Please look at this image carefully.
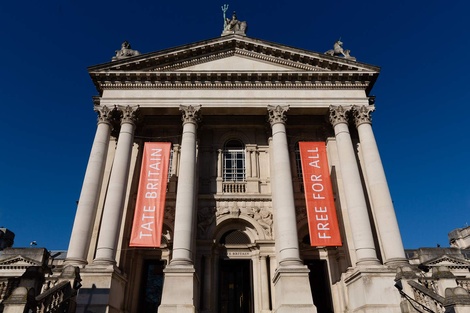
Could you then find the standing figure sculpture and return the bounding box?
[221,5,247,36]
[325,39,356,61]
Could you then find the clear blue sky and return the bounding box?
[0,1,468,250]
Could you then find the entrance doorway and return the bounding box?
[139,260,165,313]
[219,259,253,313]
[305,259,334,313]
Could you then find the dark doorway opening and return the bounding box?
[139,260,165,313]
[219,259,253,313]
[305,259,334,313]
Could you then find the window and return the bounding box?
[223,139,245,182]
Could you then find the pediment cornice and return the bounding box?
[0,255,42,269]
[422,255,470,269]
[89,35,379,94]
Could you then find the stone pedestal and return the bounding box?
[75,265,127,313]
[273,266,316,313]
[343,266,401,313]
[158,266,199,313]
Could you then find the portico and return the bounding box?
[64,30,406,313]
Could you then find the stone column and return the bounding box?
[329,105,379,266]
[267,105,316,313]
[159,105,201,313]
[170,105,200,265]
[246,148,252,178]
[352,105,407,265]
[217,149,223,192]
[93,105,138,265]
[260,255,270,311]
[267,105,302,266]
[66,106,112,265]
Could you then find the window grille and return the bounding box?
[223,140,245,182]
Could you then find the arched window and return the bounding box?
[223,139,245,182]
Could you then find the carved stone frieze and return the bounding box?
[246,206,273,237]
[329,105,349,127]
[197,206,216,239]
[180,105,201,125]
[352,105,374,127]
[267,105,289,126]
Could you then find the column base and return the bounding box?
[158,264,199,313]
[384,257,409,268]
[63,257,88,267]
[343,265,402,312]
[272,265,317,313]
[74,264,126,313]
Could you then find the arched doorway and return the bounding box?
[218,229,254,313]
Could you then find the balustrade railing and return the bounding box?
[222,181,246,193]
[408,280,445,313]
[33,280,75,313]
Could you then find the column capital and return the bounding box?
[267,105,289,126]
[94,105,113,125]
[179,105,201,125]
[329,105,349,127]
[115,105,139,125]
[352,105,375,127]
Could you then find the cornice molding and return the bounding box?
[90,71,374,92]
[89,36,380,94]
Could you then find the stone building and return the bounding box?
[3,17,470,313]
[61,25,411,312]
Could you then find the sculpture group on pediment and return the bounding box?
[112,41,141,61]
[325,39,356,61]
[221,5,247,36]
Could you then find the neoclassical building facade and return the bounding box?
[63,32,410,313]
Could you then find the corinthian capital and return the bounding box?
[329,105,349,127]
[352,105,374,127]
[180,105,201,124]
[117,105,139,125]
[267,105,289,126]
[94,105,112,125]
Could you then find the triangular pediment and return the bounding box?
[88,35,380,93]
[422,255,470,268]
[0,255,43,268]
[176,55,299,71]
[90,35,378,73]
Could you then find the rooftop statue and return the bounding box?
[325,39,356,61]
[221,5,247,36]
[112,41,141,61]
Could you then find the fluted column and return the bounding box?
[329,105,379,266]
[170,105,201,265]
[352,105,407,265]
[268,105,315,313]
[66,105,113,265]
[94,105,138,265]
[268,105,302,266]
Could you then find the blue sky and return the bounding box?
[0,1,468,250]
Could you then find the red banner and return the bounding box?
[299,142,342,247]
[130,142,171,247]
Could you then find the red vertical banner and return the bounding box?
[299,142,342,247]
[130,142,171,247]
